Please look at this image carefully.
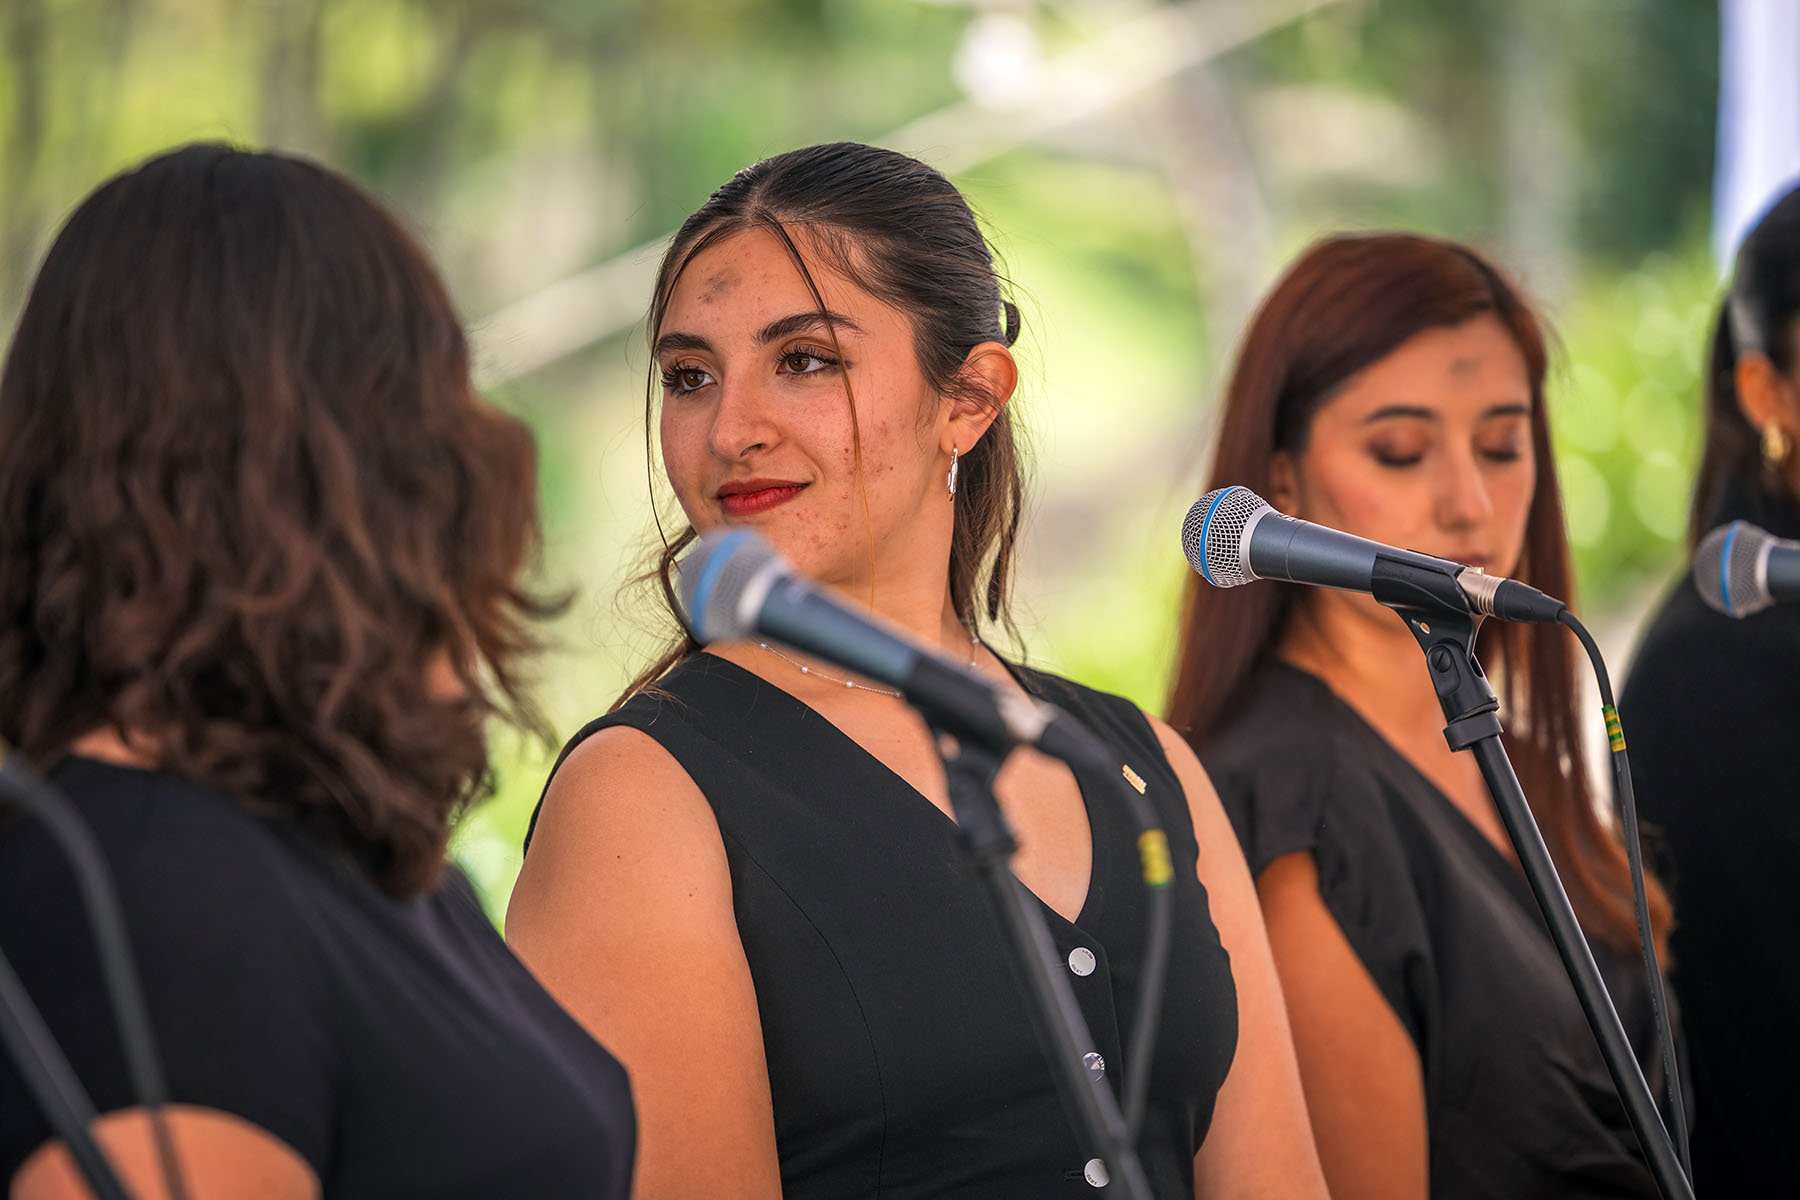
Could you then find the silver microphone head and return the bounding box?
[678,527,786,642]
[1181,486,1270,587]
[1694,520,1775,618]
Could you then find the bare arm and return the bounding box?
[1256,851,1429,1200]
[13,1106,318,1199]
[1147,718,1328,1200]
[504,727,783,1200]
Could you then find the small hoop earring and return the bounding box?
[947,446,959,501]
[1763,422,1791,471]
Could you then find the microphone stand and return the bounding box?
[1369,559,1694,1200]
[0,949,131,1199]
[931,727,1153,1200]
[1,746,190,1200]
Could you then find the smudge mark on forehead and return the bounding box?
[700,268,738,304]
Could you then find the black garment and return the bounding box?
[1621,477,1800,1196]
[532,653,1238,1198]
[1205,661,1670,1199]
[0,758,634,1199]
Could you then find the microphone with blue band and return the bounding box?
[679,527,1115,772]
[1694,519,1800,618]
[1181,485,1567,623]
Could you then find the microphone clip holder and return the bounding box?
[1369,557,1694,1200]
[928,726,1153,1200]
[1369,557,1503,748]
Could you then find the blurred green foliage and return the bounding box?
[0,0,1728,920]
[1553,243,1722,599]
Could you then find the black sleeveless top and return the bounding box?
[531,653,1239,1198]
[1206,661,1673,1199]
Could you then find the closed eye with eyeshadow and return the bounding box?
[1364,406,1529,470]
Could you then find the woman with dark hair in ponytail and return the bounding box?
[1168,234,1678,1198]
[1620,185,1800,1195]
[507,142,1328,1198]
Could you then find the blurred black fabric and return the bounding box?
[1623,476,1800,1197]
[0,757,635,1199]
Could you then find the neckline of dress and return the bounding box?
[1262,659,1547,922]
[693,650,1109,932]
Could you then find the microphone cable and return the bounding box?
[1555,614,1692,1178]
[1106,764,1174,1141]
[0,743,191,1200]
[0,946,129,1199]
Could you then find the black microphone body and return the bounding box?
[1244,504,1463,592]
[1694,520,1800,617]
[681,529,1111,770]
[1183,486,1565,623]
[1777,548,1800,596]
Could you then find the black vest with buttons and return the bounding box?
[532,653,1239,1197]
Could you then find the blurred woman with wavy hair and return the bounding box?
[0,144,634,1199]
[1168,233,1677,1199]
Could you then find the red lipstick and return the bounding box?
[717,479,806,517]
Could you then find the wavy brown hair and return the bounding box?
[620,142,1027,705]
[0,144,559,896]
[1167,233,1671,956]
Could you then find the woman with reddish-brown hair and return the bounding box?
[0,143,633,1198]
[1167,233,1678,1198]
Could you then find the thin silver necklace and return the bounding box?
[757,629,981,697]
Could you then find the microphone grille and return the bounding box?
[678,527,783,642]
[1181,486,1266,587]
[1693,520,1773,617]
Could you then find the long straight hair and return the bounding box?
[1167,233,1671,956]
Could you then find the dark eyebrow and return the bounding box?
[1362,404,1437,424]
[1477,402,1532,421]
[652,331,713,359]
[757,310,862,345]
[1362,401,1533,425]
[653,312,863,360]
